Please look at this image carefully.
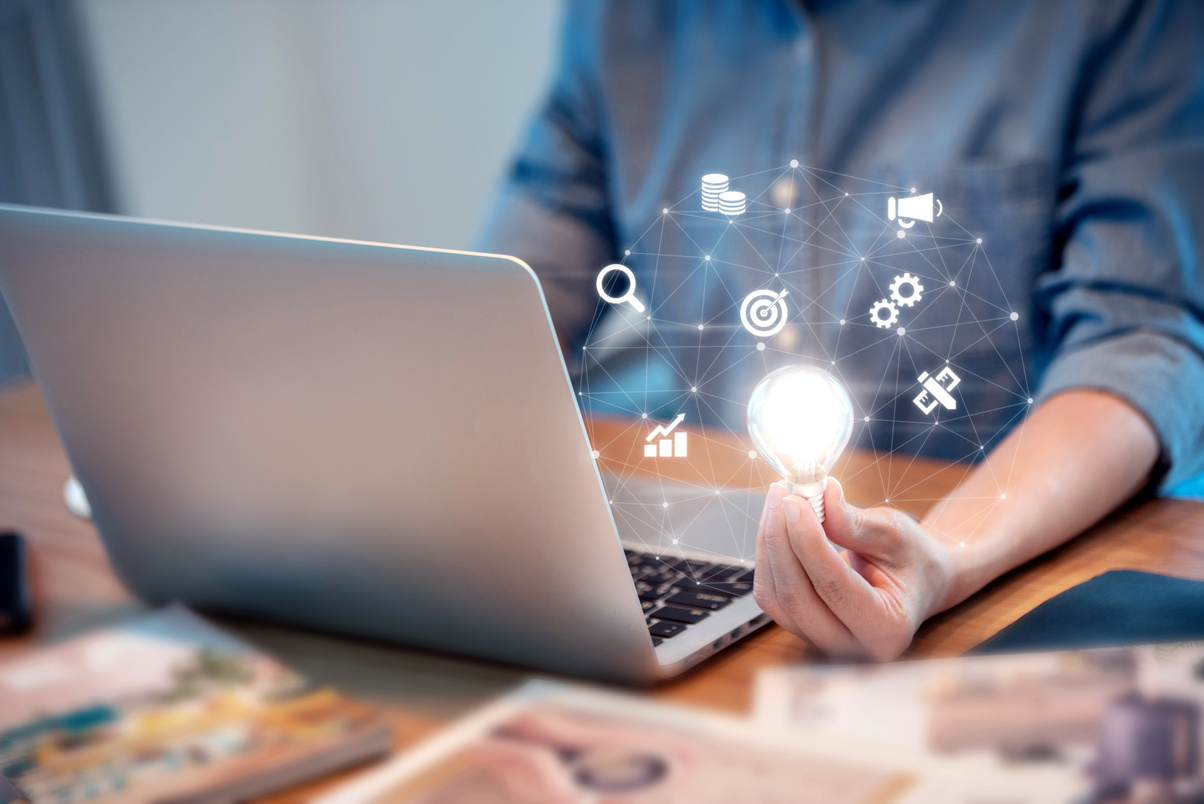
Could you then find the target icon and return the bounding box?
[739,288,790,338]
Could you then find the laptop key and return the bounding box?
[652,637,664,647]
[652,606,710,624]
[637,585,672,603]
[639,569,678,586]
[648,621,686,639]
[667,558,714,576]
[699,565,744,582]
[700,581,754,597]
[641,600,658,613]
[733,569,755,584]
[665,591,732,611]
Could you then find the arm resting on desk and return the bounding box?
[753,389,1159,661]
[926,389,1159,615]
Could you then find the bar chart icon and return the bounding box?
[644,413,687,458]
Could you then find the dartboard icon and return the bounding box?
[740,288,790,338]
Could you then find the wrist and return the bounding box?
[926,528,1002,616]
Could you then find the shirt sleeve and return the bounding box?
[1034,0,1204,491]
[473,0,616,355]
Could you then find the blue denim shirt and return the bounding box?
[477,0,1204,491]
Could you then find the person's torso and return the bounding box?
[579,0,1093,459]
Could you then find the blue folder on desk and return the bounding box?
[974,570,1204,654]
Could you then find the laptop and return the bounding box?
[0,204,769,684]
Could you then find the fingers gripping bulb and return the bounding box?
[747,366,854,523]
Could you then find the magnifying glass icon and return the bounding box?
[596,264,646,313]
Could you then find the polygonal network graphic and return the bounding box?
[578,162,1033,562]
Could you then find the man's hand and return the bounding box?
[754,479,955,661]
[754,390,1160,661]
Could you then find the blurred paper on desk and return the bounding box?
[0,605,391,803]
[315,679,998,804]
[754,643,1204,802]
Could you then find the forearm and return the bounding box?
[921,389,1160,615]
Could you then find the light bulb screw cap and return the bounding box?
[787,476,828,524]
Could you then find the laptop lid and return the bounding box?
[0,205,659,683]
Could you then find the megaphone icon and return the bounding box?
[888,192,943,229]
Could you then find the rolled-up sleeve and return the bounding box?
[1035,0,1204,491]
[473,0,616,353]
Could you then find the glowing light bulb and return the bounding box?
[747,365,854,523]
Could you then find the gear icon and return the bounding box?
[869,299,899,328]
[889,273,924,307]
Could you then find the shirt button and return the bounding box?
[771,178,798,209]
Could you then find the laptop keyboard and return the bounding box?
[624,549,755,646]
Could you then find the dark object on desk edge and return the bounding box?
[973,570,1204,654]
[0,531,31,635]
[0,775,28,804]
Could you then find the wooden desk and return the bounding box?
[3,380,1203,799]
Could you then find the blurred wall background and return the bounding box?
[80,0,559,245]
[1,0,559,385]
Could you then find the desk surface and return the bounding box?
[3,380,1203,800]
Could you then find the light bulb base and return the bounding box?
[805,492,825,523]
[787,477,828,524]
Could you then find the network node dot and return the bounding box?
[698,324,704,330]
[950,280,956,286]
[756,342,766,351]
[691,386,697,392]
[976,238,983,244]
[748,450,757,459]
[641,413,648,419]
[624,249,630,256]
[663,208,669,214]
[910,187,916,192]
[840,319,846,325]
[845,192,849,197]
[1028,397,1034,404]
[897,230,906,238]
[790,159,799,168]
[897,327,906,336]
[959,541,965,548]
[672,538,678,545]
[784,208,790,214]
[860,256,865,261]
[864,416,870,422]
[704,254,711,261]
[1010,312,1019,321]
[1001,493,1007,500]
[591,450,599,459]
[663,501,669,508]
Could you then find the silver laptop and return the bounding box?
[0,204,769,684]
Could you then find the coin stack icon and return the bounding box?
[701,174,729,211]
[718,190,747,217]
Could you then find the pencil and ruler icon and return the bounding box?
[913,367,961,415]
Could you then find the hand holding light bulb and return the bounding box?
[747,365,956,661]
